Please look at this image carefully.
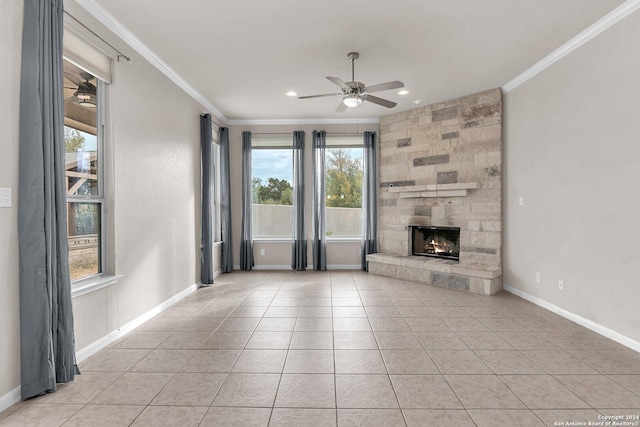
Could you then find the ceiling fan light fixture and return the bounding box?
[77,93,97,108]
[343,95,362,108]
[285,90,298,97]
[398,89,410,96]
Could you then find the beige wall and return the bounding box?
[72,36,206,346]
[504,11,640,343]
[1,1,221,402]
[0,0,24,400]
[228,123,378,269]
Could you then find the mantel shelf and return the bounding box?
[388,182,480,199]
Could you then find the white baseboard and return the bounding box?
[327,264,361,270]
[0,282,200,413]
[231,265,361,271]
[0,386,21,415]
[252,265,292,270]
[503,283,640,353]
[75,283,198,363]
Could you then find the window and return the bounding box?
[325,137,364,238]
[63,59,105,282]
[251,137,293,239]
[212,126,221,242]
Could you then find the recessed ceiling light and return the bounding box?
[285,91,298,97]
[397,89,410,96]
[413,99,426,105]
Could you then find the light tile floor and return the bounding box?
[2,270,640,426]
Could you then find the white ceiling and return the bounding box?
[92,0,624,121]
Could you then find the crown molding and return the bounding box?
[502,0,640,93]
[226,117,380,126]
[75,0,228,123]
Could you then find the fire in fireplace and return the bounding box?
[411,225,460,261]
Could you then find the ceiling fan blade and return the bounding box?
[335,102,347,113]
[326,76,350,90]
[363,95,397,108]
[365,80,404,93]
[63,72,81,86]
[298,93,341,99]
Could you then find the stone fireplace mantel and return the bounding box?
[389,182,480,199]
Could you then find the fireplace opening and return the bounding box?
[411,225,460,261]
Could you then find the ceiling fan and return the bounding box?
[299,52,404,113]
[64,71,97,108]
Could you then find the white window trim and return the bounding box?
[66,75,111,291]
[326,237,362,242]
[252,237,292,243]
[324,139,365,240]
[71,274,120,299]
[212,141,222,243]
[251,138,295,240]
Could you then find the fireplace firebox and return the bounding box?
[411,225,460,261]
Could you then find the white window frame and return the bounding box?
[251,137,294,241]
[325,136,364,242]
[65,77,114,292]
[211,126,222,243]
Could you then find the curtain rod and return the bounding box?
[202,115,225,129]
[64,11,131,62]
[239,132,309,136]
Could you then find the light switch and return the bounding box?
[0,188,12,208]
[518,196,524,206]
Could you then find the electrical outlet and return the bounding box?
[536,272,541,283]
[558,280,564,291]
[0,187,11,208]
[260,249,265,256]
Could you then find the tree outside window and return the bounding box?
[325,147,363,238]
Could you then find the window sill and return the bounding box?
[252,238,292,243]
[326,237,362,243]
[71,274,120,298]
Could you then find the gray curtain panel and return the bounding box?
[240,131,254,270]
[200,114,214,285]
[219,127,233,273]
[291,131,307,270]
[361,131,378,271]
[18,0,78,400]
[312,131,327,271]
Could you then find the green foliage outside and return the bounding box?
[64,126,85,152]
[253,177,293,205]
[251,148,363,210]
[325,148,363,208]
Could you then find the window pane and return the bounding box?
[325,147,363,238]
[67,202,101,281]
[251,148,293,238]
[65,127,99,196]
[64,58,104,282]
[64,59,99,197]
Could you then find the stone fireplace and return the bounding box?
[367,88,503,295]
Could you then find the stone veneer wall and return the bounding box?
[375,88,503,291]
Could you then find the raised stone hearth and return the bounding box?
[372,88,503,295]
[367,253,501,295]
